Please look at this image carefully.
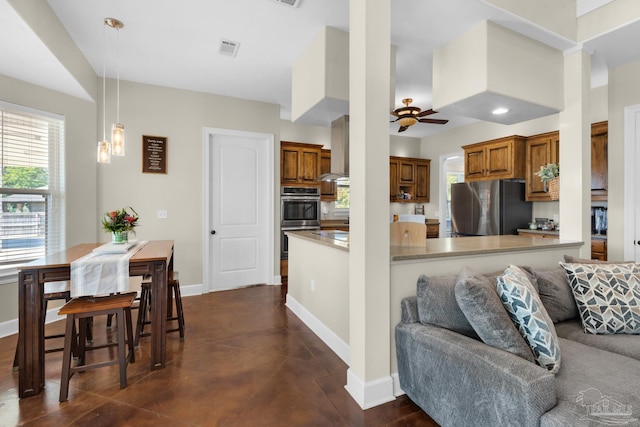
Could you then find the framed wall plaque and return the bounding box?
[142,135,167,174]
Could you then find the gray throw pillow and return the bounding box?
[416,274,477,338]
[455,266,535,362]
[535,267,578,323]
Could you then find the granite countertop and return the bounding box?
[286,230,584,261]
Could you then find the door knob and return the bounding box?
[210,230,216,235]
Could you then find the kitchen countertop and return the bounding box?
[320,219,350,228]
[286,230,584,261]
[517,228,607,241]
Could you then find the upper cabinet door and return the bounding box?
[281,145,301,184]
[320,149,336,201]
[280,141,322,186]
[463,136,526,181]
[464,147,486,180]
[525,131,559,202]
[591,121,608,201]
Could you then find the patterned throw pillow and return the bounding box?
[497,265,561,373]
[560,262,640,335]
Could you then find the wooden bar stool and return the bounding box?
[58,292,136,402]
[135,278,185,346]
[13,281,73,370]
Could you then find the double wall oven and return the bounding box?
[280,186,321,259]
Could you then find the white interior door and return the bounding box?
[624,104,640,261]
[204,129,273,291]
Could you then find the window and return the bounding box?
[335,178,350,210]
[0,101,65,283]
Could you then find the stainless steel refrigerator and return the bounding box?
[450,180,532,236]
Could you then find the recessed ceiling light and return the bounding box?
[492,107,509,115]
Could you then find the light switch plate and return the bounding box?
[157,209,168,219]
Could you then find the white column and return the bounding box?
[559,48,591,257]
[345,0,393,409]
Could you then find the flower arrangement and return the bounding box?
[534,163,559,183]
[102,207,139,234]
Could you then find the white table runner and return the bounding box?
[70,240,148,297]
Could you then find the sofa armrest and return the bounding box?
[396,322,556,427]
[400,296,419,324]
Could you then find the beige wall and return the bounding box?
[98,80,281,288]
[0,74,97,322]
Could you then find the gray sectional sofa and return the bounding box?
[395,259,640,427]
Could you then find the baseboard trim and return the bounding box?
[391,372,405,397]
[180,284,202,297]
[345,369,395,410]
[285,294,350,365]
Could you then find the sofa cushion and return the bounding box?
[534,267,578,323]
[560,262,640,335]
[497,265,561,373]
[541,338,640,427]
[416,274,477,338]
[555,319,640,361]
[455,266,535,362]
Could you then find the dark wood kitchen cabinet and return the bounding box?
[390,156,431,203]
[320,149,336,201]
[463,135,527,181]
[280,141,322,186]
[591,121,608,201]
[525,131,559,201]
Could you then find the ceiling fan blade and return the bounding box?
[398,126,408,133]
[416,109,437,118]
[418,118,449,125]
[390,118,400,123]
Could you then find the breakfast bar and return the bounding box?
[285,231,583,379]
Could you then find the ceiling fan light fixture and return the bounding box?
[399,117,418,127]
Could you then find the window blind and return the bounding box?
[0,101,65,283]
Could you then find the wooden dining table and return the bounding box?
[17,240,174,398]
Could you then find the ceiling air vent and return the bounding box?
[271,0,301,8]
[218,39,240,57]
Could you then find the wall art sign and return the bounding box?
[142,135,167,174]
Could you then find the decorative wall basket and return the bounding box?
[548,177,560,200]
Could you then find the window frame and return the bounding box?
[0,101,65,284]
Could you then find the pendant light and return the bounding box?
[106,18,125,156]
[97,21,111,163]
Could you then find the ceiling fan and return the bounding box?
[390,98,449,133]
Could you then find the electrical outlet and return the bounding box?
[310,279,315,292]
[553,214,559,222]
[157,209,168,219]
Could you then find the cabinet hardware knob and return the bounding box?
[210,230,216,235]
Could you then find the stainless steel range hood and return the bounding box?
[318,115,349,181]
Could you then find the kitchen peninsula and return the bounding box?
[285,230,583,392]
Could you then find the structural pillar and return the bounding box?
[345,0,394,409]
[559,48,591,257]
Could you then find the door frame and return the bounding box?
[202,127,275,293]
[624,104,640,260]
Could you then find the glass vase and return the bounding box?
[112,231,129,244]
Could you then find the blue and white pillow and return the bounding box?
[560,262,640,335]
[497,265,561,374]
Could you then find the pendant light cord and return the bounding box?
[102,22,107,141]
[116,25,120,123]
